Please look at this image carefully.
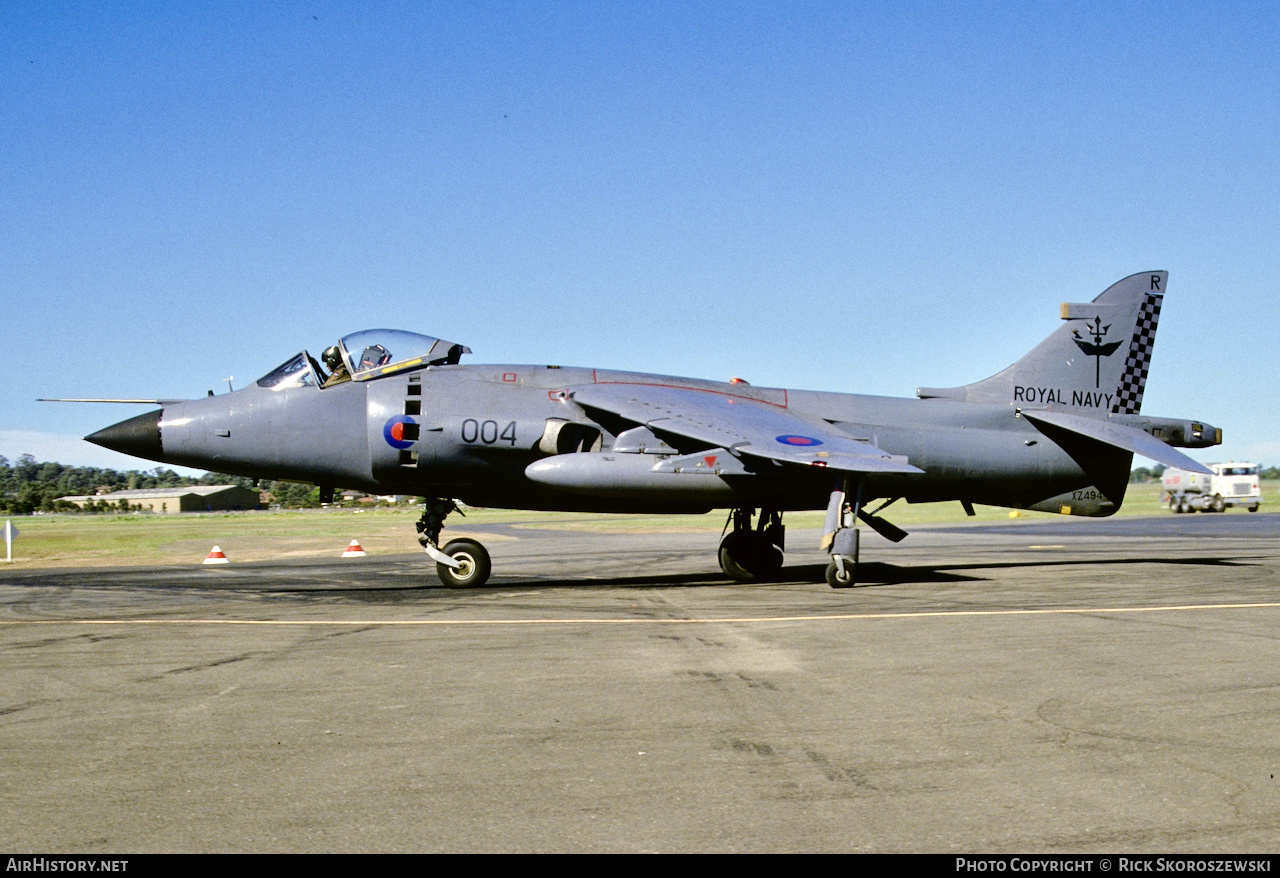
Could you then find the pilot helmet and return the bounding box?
[322,346,343,371]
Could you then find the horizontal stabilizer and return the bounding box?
[1022,410,1212,474]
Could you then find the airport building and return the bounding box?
[58,485,260,514]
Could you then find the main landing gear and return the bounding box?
[719,508,785,581]
[416,499,492,588]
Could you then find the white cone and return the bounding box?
[342,539,367,558]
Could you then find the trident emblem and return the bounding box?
[1072,316,1123,388]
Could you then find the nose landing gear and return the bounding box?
[416,499,492,588]
[436,539,491,588]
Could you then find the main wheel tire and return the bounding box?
[1249,504,1260,512]
[436,539,492,588]
[718,532,784,582]
[1169,497,1180,513]
[1212,495,1225,513]
[825,559,855,588]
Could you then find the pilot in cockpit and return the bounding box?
[320,345,351,389]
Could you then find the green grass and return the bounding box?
[2,482,1273,569]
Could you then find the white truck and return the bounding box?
[1163,462,1262,513]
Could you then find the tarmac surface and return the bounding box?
[1,514,1278,852]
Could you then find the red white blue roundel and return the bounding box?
[776,434,823,447]
[384,416,416,449]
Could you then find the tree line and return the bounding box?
[0,455,342,514]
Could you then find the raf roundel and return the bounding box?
[776,434,823,447]
[383,415,417,450]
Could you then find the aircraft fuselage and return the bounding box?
[116,362,1125,517]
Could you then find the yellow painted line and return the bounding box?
[2,602,1279,627]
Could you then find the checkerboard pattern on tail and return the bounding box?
[1111,293,1162,415]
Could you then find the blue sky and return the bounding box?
[2,1,1277,473]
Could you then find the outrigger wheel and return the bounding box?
[416,498,493,588]
[825,557,855,588]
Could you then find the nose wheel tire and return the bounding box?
[436,539,492,588]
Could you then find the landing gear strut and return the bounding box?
[416,498,492,588]
[718,508,785,582]
[823,477,862,588]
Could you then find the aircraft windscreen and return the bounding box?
[338,329,471,380]
[256,353,317,390]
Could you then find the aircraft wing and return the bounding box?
[1021,409,1213,474]
[568,383,923,474]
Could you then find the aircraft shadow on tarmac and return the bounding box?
[0,555,1257,600]
[484,555,1259,592]
[269,554,1258,595]
[251,561,971,593]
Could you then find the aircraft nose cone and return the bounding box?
[86,410,164,462]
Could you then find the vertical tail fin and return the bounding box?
[917,271,1166,417]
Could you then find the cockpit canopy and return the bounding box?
[256,330,470,390]
[336,329,471,379]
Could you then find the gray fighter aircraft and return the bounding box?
[72,271,1219,588]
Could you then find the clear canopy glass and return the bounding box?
[338,330,471,380]
[255,330,470,390]
[256,353,318,390]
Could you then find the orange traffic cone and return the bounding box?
[203,546,230,565]
[342,539,367,558]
